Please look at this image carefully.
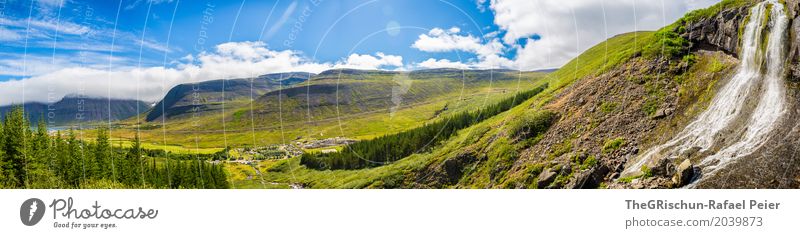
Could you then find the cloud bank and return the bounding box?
[0,42,402,105]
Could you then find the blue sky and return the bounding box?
[0,0,719,105]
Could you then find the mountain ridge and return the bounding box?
[0,96,151,126]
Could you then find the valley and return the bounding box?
[2,0,798,189]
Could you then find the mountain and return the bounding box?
[404,0,800,189]
[121,68,548,149]
[0,95,150,126]
[231,0,800,189]
[249,69,528,123]
[144,72,313,121]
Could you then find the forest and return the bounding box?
[300,84,549,170]
[0,107,229,189]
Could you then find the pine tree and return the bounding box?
[54,131,65,180]
[121,134,143,186]
[2,106,28,187]
[65,129,82,187]
[0,115,5,188]
[94,126,111,179]
[27,118,58,188]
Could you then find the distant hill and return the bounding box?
[0,95,150,126]
[145,72,313,121]
[250,69,528,123]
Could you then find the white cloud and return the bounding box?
[476,0,488,12]
[0,41,332,105]
[412,27,488,54]
[335,52,403,70]
[411,27,513,69]
[0,27,21,41]
[489,0,721,70]
[417,58,470,69]
[125,0,175,10]
[265,1,298,40]
[0,17,90,36]
[0,40,408,105]
[0,52,129,77]
[34,0,65,10]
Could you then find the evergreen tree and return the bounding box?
[65,129,83,187]
[54,131,67,181]
[94,126,112,179]
[301,84,549,170]
[0,111,230,189]
[0,115,5,187]
[2,106,29,187]
[121,134,143,186]
[27,118,58,188]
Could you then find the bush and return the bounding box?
[642,29,689,59]
[599,101,618,113]
[580,155,598,170]
[509,110,557,139]
[602,137,625,154]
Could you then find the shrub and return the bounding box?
[642,29,689,59]
[580,155,598,170]
[641,165,653,178]
[642,98,660,116]
[509,110,557,139]
[602,137,625,154]
[599,101,618,113]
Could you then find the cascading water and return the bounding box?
[622,0,789,185]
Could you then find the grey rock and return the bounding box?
[680,146,702,159]
[537,168,557,189]
[672,159,695,187]
[651,108,668,119]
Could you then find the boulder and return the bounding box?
[569,164,610,189]
[672,159,695,187]
[650,156,675,177]
[537,168,557,188]
[680,146,702,159]
[651,109,667,119]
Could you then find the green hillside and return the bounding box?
[109,69,546,150]
[227,24,739,188]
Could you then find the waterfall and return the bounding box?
[622,0,789,184]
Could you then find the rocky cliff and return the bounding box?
[682,0,800,81]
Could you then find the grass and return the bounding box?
[618,165,653,183]
[680,0,758,24]
[602,137,625,154]
[109,138,223,154]
[224,2,745,188]
[580,155,598,170]
[110,74,546,149]
[599,101,618,113]
[222,31,665,188]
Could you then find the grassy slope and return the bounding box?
[226,32,655,188]
[106,71,546,151]
[240,28,742,189]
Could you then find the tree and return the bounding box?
[2,106,29,188]
[27,118,59,188]
[300,84,549,170]
[0,114,5,188]
[94,126,112,179]
[65,129,82,187]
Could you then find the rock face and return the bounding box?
[681,7,750,56]
[786,0,800,82]
[683,0,800,81]
[672,159,694,187]
[537,168,557,188]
